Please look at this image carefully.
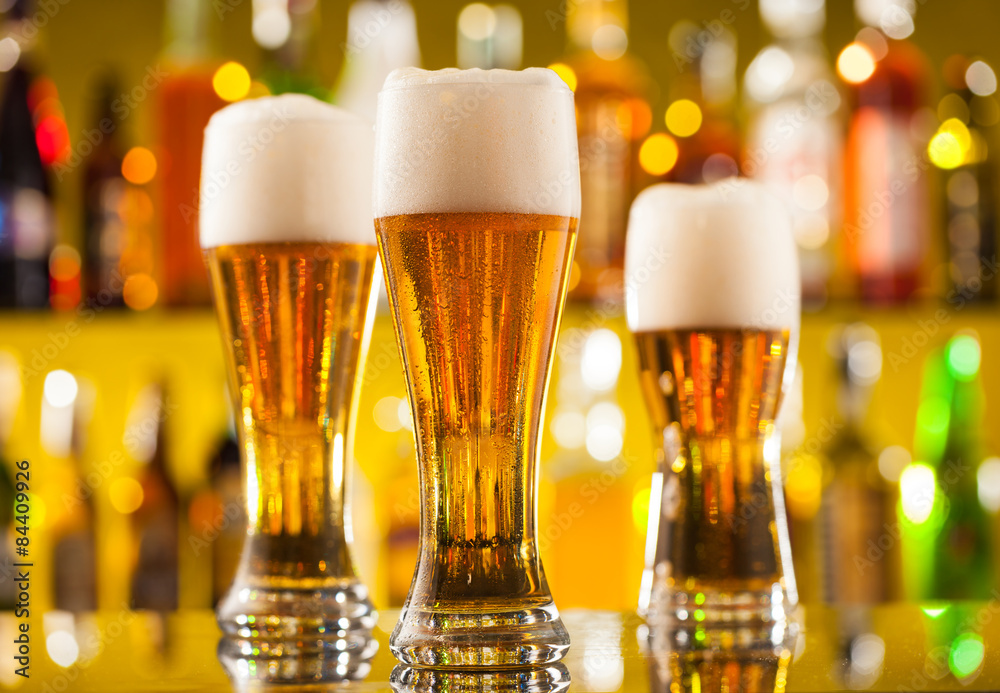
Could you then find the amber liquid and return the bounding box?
[636,328,794,603]
[206,241,378,589]
[377,212,576,611]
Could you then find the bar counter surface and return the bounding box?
[4,603,998,691]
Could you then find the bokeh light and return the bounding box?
[899,463,936,525]
[458,3,496,41]
[122,147,157,185]
[0,37,19,71]
[213,62,252,103]
[949,633,985,680]
[122,273,159,311]
[978,458,1000,513]
[43,370,78,409]
[838,43,876,84]
[946,334,981,380]
[109,477,144,514]
[665,99,702,137]
[639,133,679,176]
[592,24,627,61]
[928,132,964,169]
[546,62,577,92]
[966,60,997,96]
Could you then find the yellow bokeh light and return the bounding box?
[121,147,157,185]
[940,117,972,153]
[665,99,702,138]
[213,61,252,103]
[837,42,876,84]
[785,456,824,520]
[109,477,144,514]
[929,132,965,169]
[123,273,159,311]
[49,244,81,281]
[547,62,577,92]
[247,80,272,99]
[639,133,679,176]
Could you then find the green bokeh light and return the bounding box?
[949,633,985,680]
[947,335,981,381]
[921,605,949,619]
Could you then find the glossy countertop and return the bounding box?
[2,603,999,691]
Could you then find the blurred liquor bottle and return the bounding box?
[45,372,98,612]
[128,382,180,610]
[0,355,21,609]
[744,0,843,307]
[820,324,898,604]
[932,57,998,303]
[455,3,520,71]
[660,21,741,185]
[81,73,126,308]
[158,0,223,307]
[0,0,58,310]
[558,0,651,303]
[841,0,931,304]
[904,334,995,600]
[778,365,827,603]
[256,0,325,97]
[334,0,421,120]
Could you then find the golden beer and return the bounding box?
[201,94,381,681]
[208,241,377,592]
[375,68,581,667]
[635,329,791,605]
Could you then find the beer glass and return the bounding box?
[374,68,580,667]
[200,94,379,665]
[627,181,799,626]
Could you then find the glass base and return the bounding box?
[218,631,378,685]
[390,602,570,668]
[216,579,377,674]
[644,583,794,628]
[391,663,571,693]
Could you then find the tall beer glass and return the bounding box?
[627,181,799,626]
[374,68,580,667]
[200,95,379,663]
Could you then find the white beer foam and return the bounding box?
[374,68,581,218]
[200,94,375,248]
[625,179,800,332]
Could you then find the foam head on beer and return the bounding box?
[373,67,581,219]
[625,179,800,332]
[199,94,375,248]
